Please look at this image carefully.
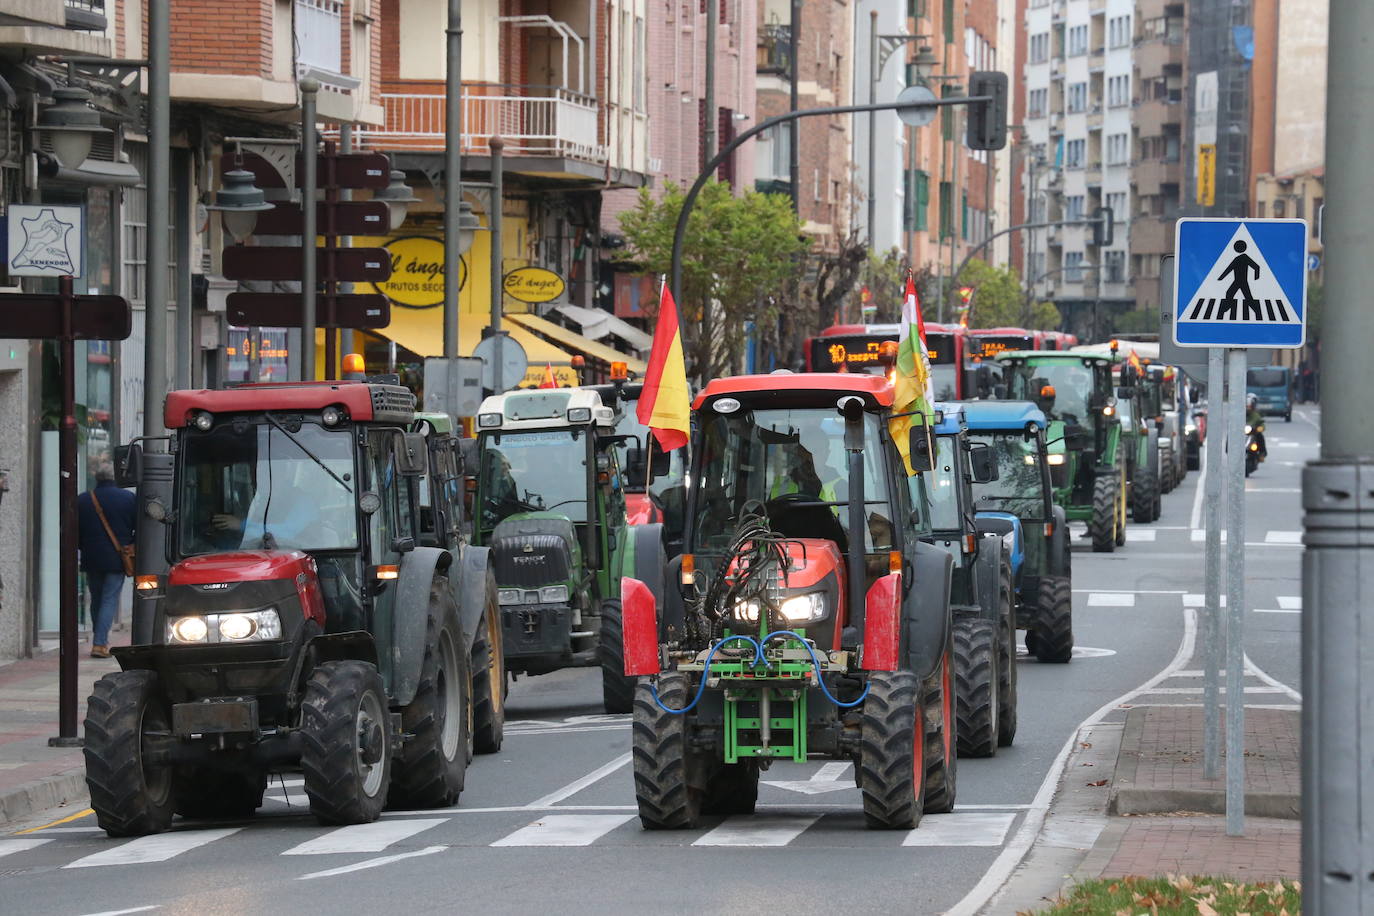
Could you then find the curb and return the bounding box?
[0,769,90,829]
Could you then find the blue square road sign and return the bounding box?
[1172,217,1308,349]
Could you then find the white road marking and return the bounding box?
[902,812,1016,847]
[1297,410,1321,432]
[1265,530,1303,544]
[1087,592,1135,607]
[1072,589,1186,595]
[692,815,819,847]
[762,779,854,795]
[78,908,161,916]
[1277,441,1303,448]
[492,814,635,847]
[811,761,851,782]
[1190,448,1207,529]
[1135,686,1288,695]
[64,828,241,868]
[282,818,445,855]
[1247,487,1301,493]
[1191,529,1227,542]
[1183,594,1226,607]
[524,752,632,808]
[1127,528,1157,542]
[379,805,638,817]
[945,607,1198,916]
[0,838,51,858]
[1071,646,1118,658]
[1245,654,1302,702]
[1278,596,1301,610]
[1256,607,1301,614]
[298,845,445,880]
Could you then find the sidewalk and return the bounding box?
[0,643,121,825]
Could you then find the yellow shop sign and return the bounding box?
[503,266,566,304]
[373,236,468,308]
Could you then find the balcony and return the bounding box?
[295,0,351,86]
[1130,215,1173,255]
[1133,157,1182,196]
[1085,163,1102,186]
[758,23,792,74]
[64,0,105,30]
[1087,105,1103,129]
[1135,36,1185,74]
[1134,97,1181,136]
[358,86,606,164]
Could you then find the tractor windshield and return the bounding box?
[926,436,963,533]
[478,429,589,530]
[693,407,894,553]
[178,423,358,556]
[1008,362,1096,426]
[969,432,1049,520]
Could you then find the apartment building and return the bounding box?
[1129,0,1184,312]
[1022,0,1133,340]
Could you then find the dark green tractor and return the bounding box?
[993,352,1127,552]
[1112,375,1161,524]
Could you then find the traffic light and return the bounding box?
[1091,206,1114,247]
[966,71,1008,151]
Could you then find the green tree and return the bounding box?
[955,259,1034,328]
[616,181,809,378]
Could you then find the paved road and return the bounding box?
[0,408,1314,915]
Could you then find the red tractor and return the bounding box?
[85,379,502,835]
[620,373,957,829]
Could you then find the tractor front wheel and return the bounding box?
[1089,472,1119,552]
[859,669,925,829]
[83,670,175,837]
[954,618,1000,758]
[632,673,707,829]
[1132,467,1159,523]
[1033,576,1074,663]
[599,599,635,715]
[471,572,506,755]
[300,660,393,825]
[997,563,1018,748]
[921,647,957,814]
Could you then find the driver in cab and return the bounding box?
[769,441,837,503]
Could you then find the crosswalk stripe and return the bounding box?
[1265,530,1303,544]
[1183,594,1226,607]
[693,815,819,847]
[298,845,446,880]
[64,828,241,868]
[0,838,51,858]
[491,814,634,847]
[1087,592,1135,607]
[1277,596,1301,609]
[282,818,445,855]
[1127,529,1157,542]
[902,812,1016,847]
[1191,529,1228,542]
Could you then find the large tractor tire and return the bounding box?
[859,669,925,829]
[390,585,471,809]
[1160,445,1177,494]
[702,760,760,816]
[1114,473,1128,547]
[996,563,1018,748]
[1089,472,1119,552]
[173,768,266,820]
[953,618,999,759]
[300,660,394,825]
[632,672,707,829]
[1132,466,1159,523]
[921,648,958,814]
[599,599,636,715]
[471,573,506,755]
[83,670,175,837]
[1033,576,1074,663]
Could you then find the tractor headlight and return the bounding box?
[1046,453,1066,466]
[193,411,214,431]
[167,609,281,644]
[498,588,522,605]
[539,585,569,603]
[218,614,255,640]
[733,599,761,622]
[169,616,209,643]
[779,592,827,623]
[478,412,503,428]
[566,407,592,423]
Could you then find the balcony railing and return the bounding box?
[357,87,606,163]
[758,24,793,74]
[296,0,344,77]
[64,0,105,30]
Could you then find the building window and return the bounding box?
[939,181,953,239]
[1313,197,1323,236]
[944,0,954,44]
[1068,24,1088,56]
[904,169,929,231]
[1068,82,1087,113]
[1257,200,1266,218]
[634,17,645,112]
[1107,133,1129,165]
[1106,191,1127,219]
[1065,138,1085,168]
[1107,75,1130,108]
[1108,15,1132,48]
[1065,251,1085,283]
[1103,250,1126,283]
[1028,87,1048,118]
[1030,33,1049,64]
[1065,195,1085,221]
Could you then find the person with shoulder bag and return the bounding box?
[76,462,137,658]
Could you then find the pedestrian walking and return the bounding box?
[77,462,135,658]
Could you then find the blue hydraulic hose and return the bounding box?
[651,635,763,715]
[762,630,871,708]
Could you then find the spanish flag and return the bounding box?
[890,271,935,475]
[636,280,691,451]
[539,363,558,388]
[1127,348,1145,377]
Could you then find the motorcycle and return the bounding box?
[1245,420,1266,476]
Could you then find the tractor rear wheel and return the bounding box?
[1033,576,1074,663]
[390,587,470,809]
[599,599,635,715]
[1132,467,1159,523]
[300,660,393,825]
[173,768,266,820]
[859,669,925,829]
[997,563,1018,748]
[702,760,760,816]
[922,648,958,814]
[1160,446,1177,493]
[83,670,175,837]
[632,672,707,829]
[953,618,999,758]
[471,572,506,755]
[1115,473,1128,546]
[1089,472,1119,552]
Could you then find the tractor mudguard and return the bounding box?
[630,523,667,611]
[976,512,1023,577]
[1146,427,1161,476]
[303,631,379,667]
[971,533,1006,624]
[391,545,456,707]
[1047,505,1070,577]
[454,543,493,655]
[902,540,954,682]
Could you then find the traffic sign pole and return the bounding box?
[1202,346,1223,781]
[1224,347,1247,836]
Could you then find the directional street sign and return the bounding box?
[222,245,392,282]
[1172,217,1308,349]
[226,292,390,329]
[0,293,131,340]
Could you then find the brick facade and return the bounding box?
[168,0,275,78]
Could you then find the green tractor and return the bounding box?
[471,388,666,714]
[993,351,1128,552]
[1112,375,1161,524]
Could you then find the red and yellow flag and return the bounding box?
[890,271,935,475]
[636,280,691,451]
[538,363,558,388]
[1127,349,1145,376]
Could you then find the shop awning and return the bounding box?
[371,307,580,386]
[504,312,648,375]
[554,304,654,354]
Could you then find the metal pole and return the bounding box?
[322,142,338,380]
[339,124,354,359]
[947,104,960,320]
[1202,346,1224,779]
[489,135,504,393]
[52,276,79,745]
[704,2,717,163]
[868,10,878,246]
[444,0,464,416]
[1304,0,1374,905]
[174,152,192,389]
[788,0,800,214]
[1224,347,1246,836]
[299,79,319,381]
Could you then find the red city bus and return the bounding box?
[966,327,1040,360]
[803,322,967,399]
[1039,331,1080,351]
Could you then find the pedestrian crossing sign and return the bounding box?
[1172,218,1308,349]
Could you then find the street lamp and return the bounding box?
[372,169,421,232]
[36,85,110,170]
[454,200,480,255]
[912,46,939,84]
[206,165,274,243]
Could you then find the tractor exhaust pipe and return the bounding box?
[839,396,867,645]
